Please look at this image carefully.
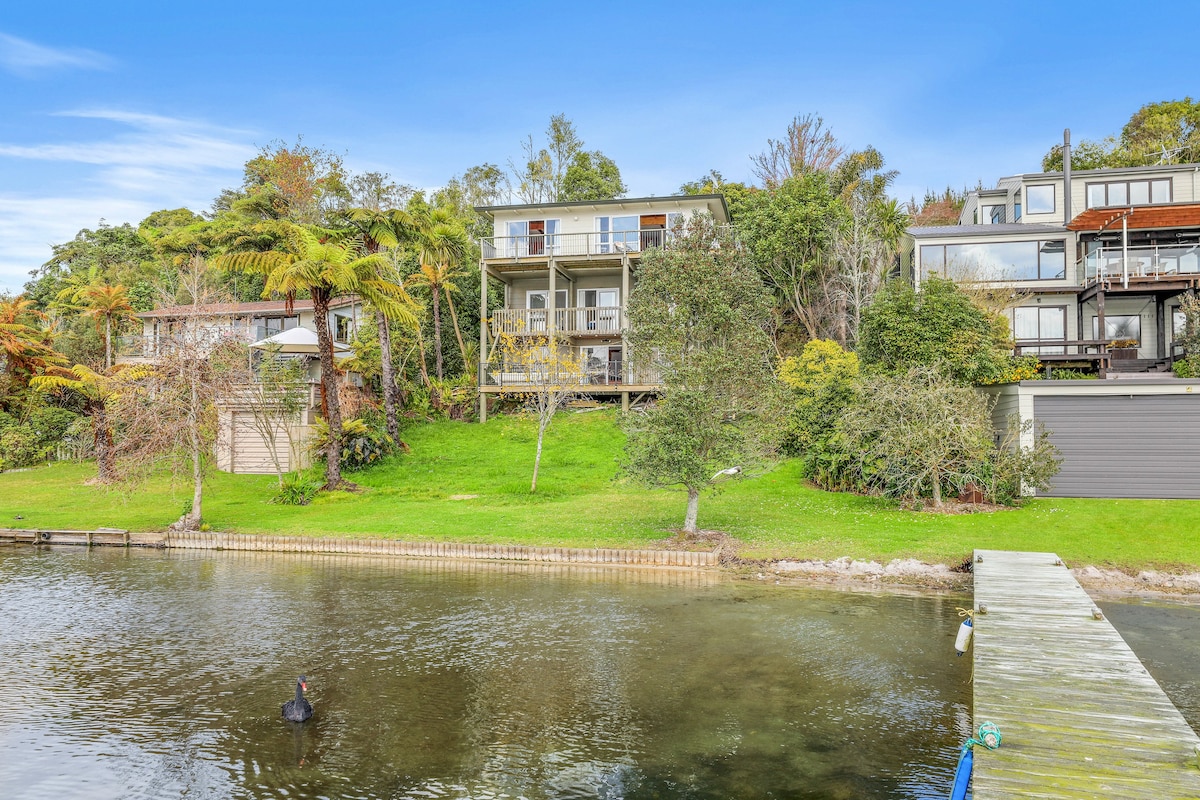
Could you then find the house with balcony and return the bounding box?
[906,161,1200,373]
[474,194,730,421]
[118,297,363,365]
[905,155,1200,498]
[117,297,363,474]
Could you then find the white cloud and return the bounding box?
[0,110,257,294]
[0,32,113,77]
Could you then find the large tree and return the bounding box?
[218,223,415,489]
[738,172,849,341]
[1042,98,1200,170]
[751,113,845,189]
[623,214,783,535]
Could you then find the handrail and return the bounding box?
[491,306,625,336]
[1079,242,1200,284]
[480,225,734,260]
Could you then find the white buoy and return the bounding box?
[955,616,974,656]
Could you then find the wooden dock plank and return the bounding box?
[972,549,1200,799]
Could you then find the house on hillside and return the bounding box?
[118,297,363,364]
[904,155,1200,498]
[116,297,363,475]
[474,194,730,421]
[906,161,1200,372]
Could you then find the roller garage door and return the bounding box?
[1035,394,1200,498]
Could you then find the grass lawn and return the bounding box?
[1,409,1197,572]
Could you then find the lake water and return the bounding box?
[0,547,1195,800]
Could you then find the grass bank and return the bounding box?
[1,410,1196,572]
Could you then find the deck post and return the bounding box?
[1156,296,1166,359]
[479,256,488,424]
[548,257,557,339]
[621,391,629,413]
[621,254,631,384]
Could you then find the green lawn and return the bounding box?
[1,409,1197,572]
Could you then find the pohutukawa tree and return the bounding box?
[623,214,784,536]
[218,223,417,490]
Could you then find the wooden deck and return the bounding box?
[972,549,1200,798]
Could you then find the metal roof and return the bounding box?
[907,223,1068,238]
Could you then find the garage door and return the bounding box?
[1035,394,1200,498]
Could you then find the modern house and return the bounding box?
[117,297,364,474]
[474,194,730,421]
[906,159,1200,372]
[905,150,1200,498]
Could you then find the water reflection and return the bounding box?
[0,547,977,799]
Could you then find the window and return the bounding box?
[921,239,1066,281]
[1085,178,1172,208]
[1026,185,1055,214]
[505,220,558,256]
[1013,306,1066,354]
[251,315,298,337]
[1013,200,1022,222]
[334,314,354,343]
[1092,314,1141,343]
[983,204,1006,225]
[596,215,642,253]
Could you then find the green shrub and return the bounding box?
[808,367,1060,507]
[270,472,322,505]
[310,416,394,471]
[777,339,860,458]
[0,402,80,470]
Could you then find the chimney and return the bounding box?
[1063,128,1072,225]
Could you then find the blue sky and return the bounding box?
[0,1,1193,293]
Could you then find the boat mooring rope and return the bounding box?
[964,722,1002,751]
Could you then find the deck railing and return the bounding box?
[484,350,662,388]
[1079,243,1200,284]
[491,307,625,336]
[481,228,685,260]
[115,326,279,362]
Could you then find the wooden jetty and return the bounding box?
[972,549,1200,799]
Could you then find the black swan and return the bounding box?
[282,675,313,722]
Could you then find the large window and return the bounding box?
[1013,306,1066,354]
[920,239,1066,281]
[1026,185,1055,215]
[1092,314,1141,343]
[1086,178,1171,208]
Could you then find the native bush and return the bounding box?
[0,402,79,470]
[858,276,1038,385]
[809,367,1060,507]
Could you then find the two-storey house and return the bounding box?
[474,194,730,421]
